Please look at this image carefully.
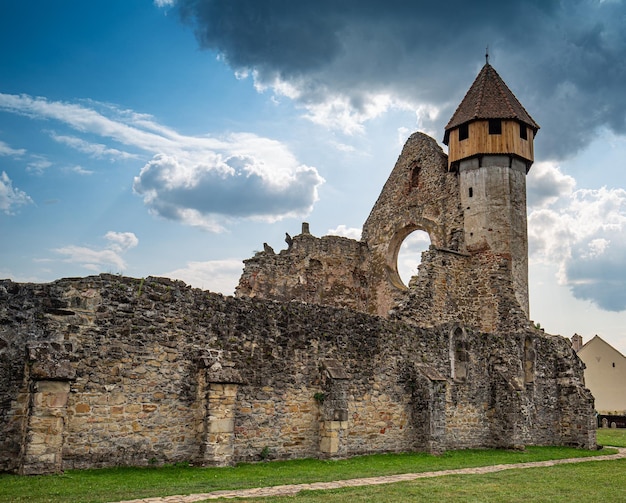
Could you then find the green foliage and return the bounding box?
[313,392,326,404]
[597,427,626,447]
[137,277,145,297]
[260,446,271,461]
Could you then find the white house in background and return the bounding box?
[573,334,626,415]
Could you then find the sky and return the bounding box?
[2,0,626,354]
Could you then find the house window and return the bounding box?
[459,123,469,141]
[519,123,528,140]
[488,119,502,135]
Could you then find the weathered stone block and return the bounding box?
[320,436,339,454]
[28,343,76,381]
[208,418,234,433]
[125,403,141,413]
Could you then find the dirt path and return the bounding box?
[113,447,626,503]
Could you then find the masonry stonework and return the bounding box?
[0,268,595,474]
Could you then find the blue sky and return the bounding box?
[2,0,626,354]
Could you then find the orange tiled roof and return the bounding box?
[443,63,539,145]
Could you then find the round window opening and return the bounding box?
[397,230,431,287]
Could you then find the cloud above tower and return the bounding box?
[174,0,626,160]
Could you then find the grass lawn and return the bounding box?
[597,427,626,447]
[256,459,626,502]
[0,429,623,503]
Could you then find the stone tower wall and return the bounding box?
[458,156,530,316]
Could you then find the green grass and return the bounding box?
[0,432,623,503]
[255,459,626,502]
[597,427,626,447]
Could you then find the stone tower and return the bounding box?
[443,61,539,317]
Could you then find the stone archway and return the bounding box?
[359,133,458,316]
[396,229,432,288]
[386,226,433,290]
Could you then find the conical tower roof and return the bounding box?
[443,63,539,145]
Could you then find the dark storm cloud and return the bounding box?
[177,0,626,159]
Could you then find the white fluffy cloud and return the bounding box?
[528,163,626,311]
[327,225,362,240]
[0,92,324,230]
[104,231,139,253]
[133,148,323,232]
[162,258,244,294]
[0,140,25,157]
[26,157,52,175]
[527,162,576,209]
[53,231,139,273]
[50,133,138,161]
[0,171,32,214]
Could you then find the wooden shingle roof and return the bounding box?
[443,63,539,145]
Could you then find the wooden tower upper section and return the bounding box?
[443,62,539,171]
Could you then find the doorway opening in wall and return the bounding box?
[397,230,431,287]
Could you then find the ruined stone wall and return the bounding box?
[0,276,421,472]
[236,133,466,319]
[361,132,464,315]
[395,247,529,333]
[236,230,370,313]
[437,329,593,450]
[1,275,594,474]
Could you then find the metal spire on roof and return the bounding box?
[485,46,489,65]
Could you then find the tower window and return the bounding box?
[468,187,473,198]
[458,123,469,141]
[409,163,421,189]
[488,119,502,135]
[519,123,528,140]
